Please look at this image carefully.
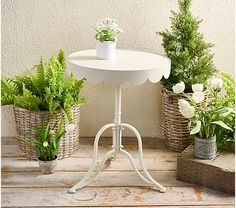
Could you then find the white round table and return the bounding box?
[67,49,171,194]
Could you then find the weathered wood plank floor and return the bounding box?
[1,137,235,207]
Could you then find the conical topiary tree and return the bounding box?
[158,0,216,92]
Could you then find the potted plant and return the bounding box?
[174,77,234,159]
[95,17,123,60]
[158,0,216,151]
[22,119,66,174]
[1,50,86,160]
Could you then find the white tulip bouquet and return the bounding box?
[173,78,234,139]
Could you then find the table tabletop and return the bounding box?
[67,49,171,85]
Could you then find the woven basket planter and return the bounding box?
[14,105,80,160]
[161,87,191,152]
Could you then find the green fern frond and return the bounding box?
[1,78,20,105]
[34,57,48,94]
[1,95,14,105]
[57,49,65,69]
[61,107,74,124]
[14,94,42,110]
[1,78,19,96]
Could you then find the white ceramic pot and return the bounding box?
[96,40,116,60]
[194,136,216,159]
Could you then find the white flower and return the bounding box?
[180,106,195,118]
[192,84,203,92]
[43,141,48,147]
[178,99,190,110]
[65,123,76,132]
[192,92,205,104]
[209,78,223,90]
[172,81,185,94]
[95,18,122,33]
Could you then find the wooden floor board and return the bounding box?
[1,171,193,188]
[2,187,234,207]
[1,137,234,207]
[2,157,177,172]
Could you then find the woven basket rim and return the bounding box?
[13,104,80,114]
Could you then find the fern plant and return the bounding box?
[1,50,85,123]
[158,0,216,92]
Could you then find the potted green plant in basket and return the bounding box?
[1,49,86,160]
[174,77,234,159]
[95,17,123,60]
[158,0,216,152]
[21,119,66,174]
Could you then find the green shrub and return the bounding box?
[1,50,85,123]
[215,72,235,151]
[158,0,216,92]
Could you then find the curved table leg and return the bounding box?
[69,123,115,194]
[121,123,166,193]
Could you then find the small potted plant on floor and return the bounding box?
[22,119,66,174]
[158,0,216,152]
[175,77,234,159]
[95,17,123,60]
[1,50,86,160]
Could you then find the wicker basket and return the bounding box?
[14,105,80,160]
[160,87,191,152]
[177,145,235,194]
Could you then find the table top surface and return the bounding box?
[68,49,170,72]
[67,49,171,85]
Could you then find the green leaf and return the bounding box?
[211,121,233,131]
[190,120,201,135]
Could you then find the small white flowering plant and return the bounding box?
[95,18,123,42]
[21,119,66,161]
[174,78,234,140]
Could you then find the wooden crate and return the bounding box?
[177,145,235,194]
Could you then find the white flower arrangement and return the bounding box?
[173,78,234,139]
[94,18,123,42]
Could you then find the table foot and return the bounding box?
[69,149,115,194]
[68,123,115,194]
[121,123,166,193]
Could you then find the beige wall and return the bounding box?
[1,0,235,137]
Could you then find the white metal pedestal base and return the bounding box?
[69,86,166,194]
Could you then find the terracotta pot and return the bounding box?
[38,156,57,174]
[194,136,216,159]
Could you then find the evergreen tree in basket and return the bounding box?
[158,0,216,92]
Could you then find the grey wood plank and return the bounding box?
[1,171,192,188]
[1,143,178,158]
[1,157,177,172]
[1,137,167,145]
